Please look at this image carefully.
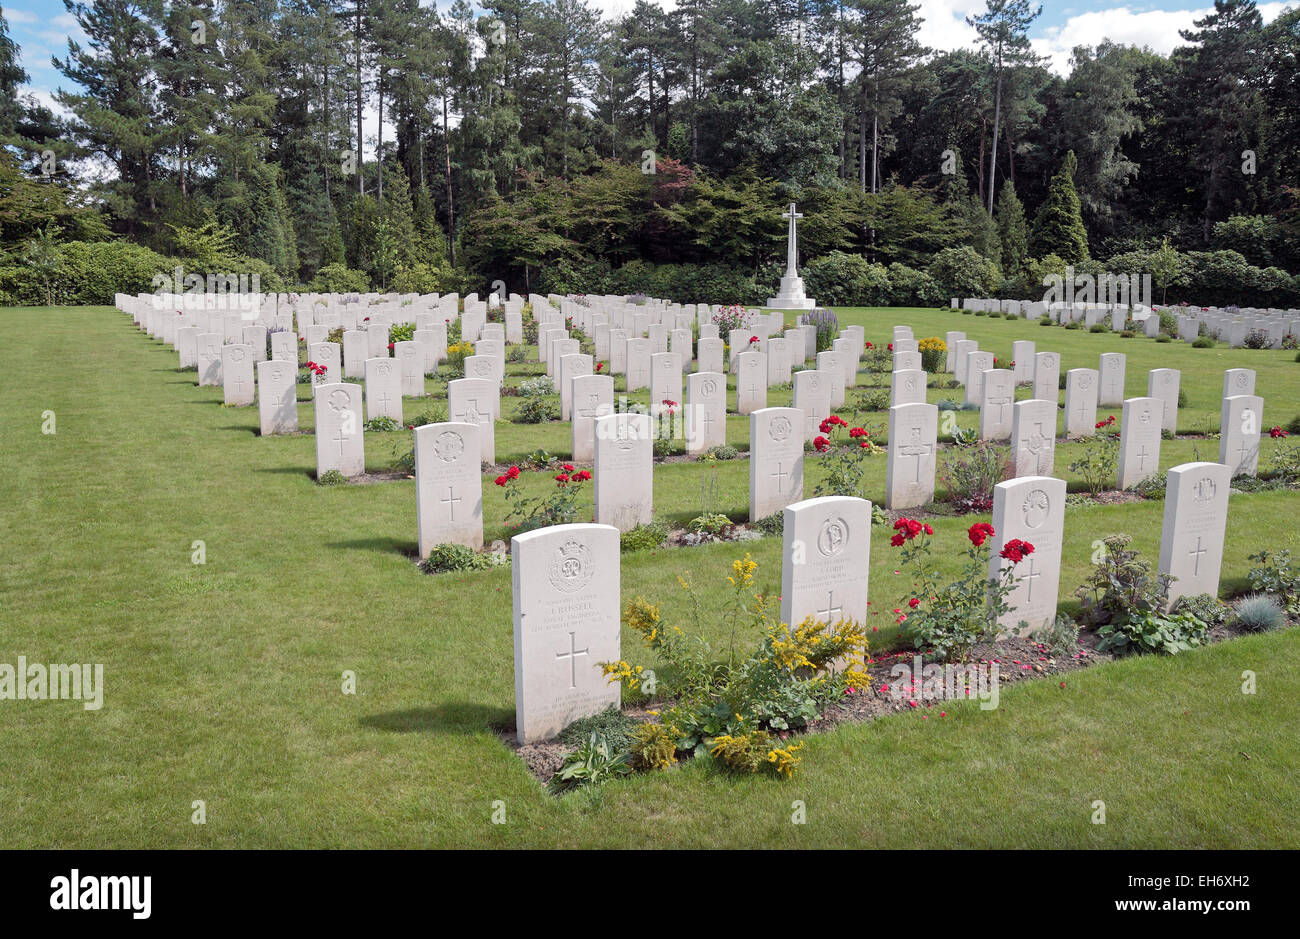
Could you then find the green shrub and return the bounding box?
[420,543,498,574]
[1041,613,1080,655]
[309,263,369,293]
[1075,534,1172,628]
[1173,593,1230,627]
[549,732,633,793]
[1246,549,1300,614]
[927,246,1001,297]
[517,396,556,423]
[620,521,669,553]
[1232,594,1286,632]
[558,707,641,751]
[1096,610,1208,656]
[316,469,347,486]
[364,415,402,433]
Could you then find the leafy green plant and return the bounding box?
[1173,593,1229,628]
[1069,433,1119,495]
[548,732,633,793]
[558,707,641,752]
[688,513,734,537]
[1232,594,1285,632]
[1096,610,1208,656]
[938,442,1009,513]
[891,517,1033,661]
[1246,549,1300,614]
[364,415,402,433]
[620,521,669,553]
[316,469,347,486]
[517,396,557,423]
[1075,534,1172,628]
[1041,613,1080,655]
[420,543,500,574]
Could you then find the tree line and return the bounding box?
[1,0,1298,302]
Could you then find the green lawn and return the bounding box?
[1,304,1297,848]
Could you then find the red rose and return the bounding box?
[968,522,995,547]
[999,538,1035,564]
[813,436,830,452]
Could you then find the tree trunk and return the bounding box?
[443,87,455,268]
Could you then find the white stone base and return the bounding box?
[767,275,816,310]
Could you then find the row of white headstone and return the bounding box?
[511,449,1237,744]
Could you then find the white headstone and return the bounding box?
[1011,399,1056,477]
[989,476,1067,635]
[257,359,298,436]
[1158,461,1232,605]
[593,412,653,531]
[1219,394,1264,476]
[749,407,805,521]
[779,496,871,630]
[886,403,938,509]
[314,382,365,477]
[447,378,497,464]
[512,523,621,744]
[415,422,483,555]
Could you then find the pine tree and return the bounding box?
[995,180,1027,274]
[1029,150,1089,263]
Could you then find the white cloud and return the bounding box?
[1031,3,1293,75]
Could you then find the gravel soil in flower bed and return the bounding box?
[503,619,1295,787]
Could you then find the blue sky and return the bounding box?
[6,0,1296,113]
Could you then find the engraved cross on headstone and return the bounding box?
[556,631,590,690]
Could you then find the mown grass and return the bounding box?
[0,303,1297,848]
